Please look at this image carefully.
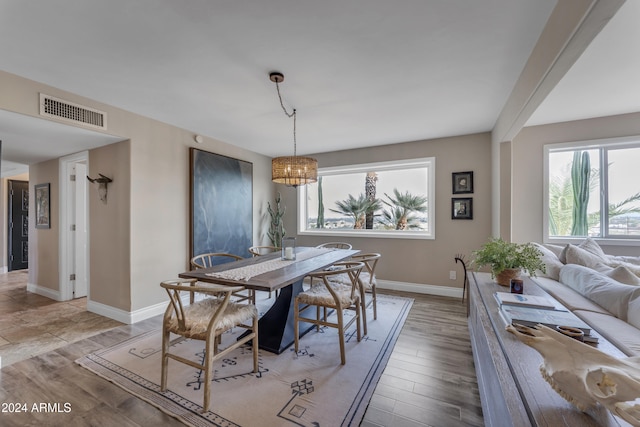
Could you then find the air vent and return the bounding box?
[39,94,107,130]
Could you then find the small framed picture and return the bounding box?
[452,197,473,220]
[35,183,51,229]
[452,171,473,194]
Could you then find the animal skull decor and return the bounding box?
[506,324,640,425]
[87,174,112,203]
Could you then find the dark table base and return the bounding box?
[241,278,314,354]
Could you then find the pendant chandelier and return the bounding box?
[269,72,318,187]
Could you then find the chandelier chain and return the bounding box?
[275,80,297,156]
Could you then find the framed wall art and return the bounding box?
[452,171,473,194]
[452,197,473,220]
[35,183,51,229]
[190,148,253,263]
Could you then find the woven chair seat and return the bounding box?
[160,279,258,413]
[166,298,258,340]
[297,282,360,308]
[329,272,376,290]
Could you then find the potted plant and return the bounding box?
[471,238,545,286]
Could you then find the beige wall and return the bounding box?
[89,140,131,310]
[499,141,511,240]
[281,133,493,289]
[28,159,59,291]
[512,112,640,255]
[1,70,275,315]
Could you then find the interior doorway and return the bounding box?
[59,151,89,300]
[8,180,29,271]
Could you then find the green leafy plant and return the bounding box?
[471,238,545,277]
[267,192,286,247]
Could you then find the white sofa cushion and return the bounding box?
[531,243,563,281]
[532,277,610,315]
[628,297,640,331]
[559,264,640,321]
[574,309,640,357]
[543,243,565,259]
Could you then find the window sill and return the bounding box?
[298,229,434,240]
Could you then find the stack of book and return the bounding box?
[495,292,598,344]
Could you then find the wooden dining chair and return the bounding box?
[190,253,254,304]
[248,246,280,257]
[294,261,364,365]
[327,253,380,335]
[160,279,259,413]
[316,242,353,250]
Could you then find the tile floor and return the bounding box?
[0,270,123,367]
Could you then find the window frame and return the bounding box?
[297,157,435,240]
[543,136,640,246]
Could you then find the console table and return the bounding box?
[469,272,631,427]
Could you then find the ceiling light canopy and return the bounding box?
[270,72,318,187]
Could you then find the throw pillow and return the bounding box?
[564,244,607,269]
[603,265,640,286]
[559,244,569,264]
[578,237,607,259]
[559,264,640,321]
[531,242,563,281]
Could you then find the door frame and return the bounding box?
[59,151,89,301]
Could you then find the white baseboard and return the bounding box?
[26,282,62,301]
[377,279,463,299]
[87,300,165,324]
[87,295,190,325]
[0,266,8,274]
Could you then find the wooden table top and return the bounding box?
[179,247,359,292]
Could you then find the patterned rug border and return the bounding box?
[76,294,414,427]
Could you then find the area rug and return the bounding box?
[76,294,412,427]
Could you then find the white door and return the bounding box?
[73,162,88,298]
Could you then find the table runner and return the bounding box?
[205,247,331,281]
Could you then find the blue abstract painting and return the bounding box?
[190,148,253,263]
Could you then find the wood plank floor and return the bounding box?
[0,272,484,426]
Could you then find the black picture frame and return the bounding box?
[452,197,473,220]
[35,183,50,229]
[189,148,253,262]
[452,171,473,194]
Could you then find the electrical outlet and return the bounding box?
[449,270,456,280]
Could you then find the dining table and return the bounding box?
[179,246,359,354]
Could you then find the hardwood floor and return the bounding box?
[0,273,484,426]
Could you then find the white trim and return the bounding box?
[26,282,62,301]
[377,279,463,299]
[59,151,90,301]
[543,137,640,245]
[87,296,189,325]
[297,229,435,240]
[297,157,435,239]
[0,266,8,274]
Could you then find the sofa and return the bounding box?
[530,238,640,356]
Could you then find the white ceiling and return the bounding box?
[527,0,640,126]
[0,0,638,173]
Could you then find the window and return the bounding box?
[298,158,435,239]
[544,137,640,243]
